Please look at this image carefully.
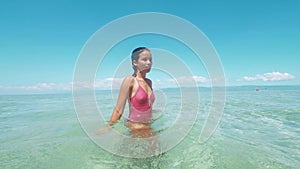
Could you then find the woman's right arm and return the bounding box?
[95,76,133,135]
[109,76,133,125]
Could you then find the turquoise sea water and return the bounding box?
[0,86,299,168]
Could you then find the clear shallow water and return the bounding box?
[0,86,299,168]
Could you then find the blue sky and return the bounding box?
[0,0,299,94]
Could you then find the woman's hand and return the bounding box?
[94,125,112,135]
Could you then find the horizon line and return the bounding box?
[1,84,300,96]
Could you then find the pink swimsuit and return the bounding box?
[127,78,155,123]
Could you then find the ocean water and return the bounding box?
[0,86,299,168]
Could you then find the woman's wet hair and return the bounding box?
[131,47,150,76]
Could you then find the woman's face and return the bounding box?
[134,50,152,73]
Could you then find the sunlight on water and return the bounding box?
[0,86,299,168]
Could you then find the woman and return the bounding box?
[98,47,155,137]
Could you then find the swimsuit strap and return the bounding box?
[134,77,152,97]
[135,77,140,86]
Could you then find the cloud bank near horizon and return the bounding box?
[0,76,210,94]
[0,72,297,94]
[242,72,295,82]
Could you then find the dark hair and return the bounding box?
[131,47,150,76]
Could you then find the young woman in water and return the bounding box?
[97,47,155,137]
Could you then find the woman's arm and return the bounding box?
[95,77,133,135]
[95,76,133,135]
[109,76,133,125]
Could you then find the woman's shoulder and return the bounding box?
[123,76,136,84]
[145,77,152,83]
[145,78,152,87]
[123,75,135,81]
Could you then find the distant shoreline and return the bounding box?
[1,85,300,96]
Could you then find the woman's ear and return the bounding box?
[133,60,138,67]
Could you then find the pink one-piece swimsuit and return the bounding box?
[127,78,155,123]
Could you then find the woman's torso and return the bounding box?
[127,77,155,124]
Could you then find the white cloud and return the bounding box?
[192,76,209,83]
[165,76,209,87]
[0,82,73,91]
[66,78,125,90]
[0,76,212,94]
[168,76,208,83]
[94,78,124,89]
[0,78,125,93]
[242,72,295,82]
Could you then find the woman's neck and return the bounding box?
[135,71,146,79]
